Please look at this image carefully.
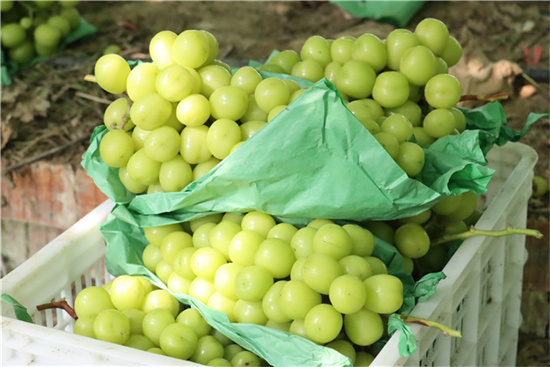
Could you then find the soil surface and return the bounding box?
[1,1,549,365]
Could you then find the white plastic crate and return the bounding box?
[1,142,537,366]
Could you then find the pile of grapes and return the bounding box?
[0,0,81,64]
[73,275,267,366]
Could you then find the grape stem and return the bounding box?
[36,299,78,320]
[460,93,510,102]
[433,225,543,246]
[84,74,98,83]
[398,314,462,338]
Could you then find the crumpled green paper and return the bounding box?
[82,79,496,227]
[1,17,97,86]
[330,1,425,27]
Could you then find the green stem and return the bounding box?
[434,226,543,246]
[398,314,462,338]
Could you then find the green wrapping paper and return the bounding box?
[99,209,422,367]
[330,1,425,27]
[82,79,496,226]
[1,17,97,86]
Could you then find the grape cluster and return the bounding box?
[0,0,81,64]
[95,30,308,195]
[261,18,465,177]
[142,211,404,365]
[363,191,479,277]
[74,275,266,366]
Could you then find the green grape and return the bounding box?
[364,256,388,275]
[191,335,225,365]
[334,60,376,99]
[189,277,216,304]
[241,211,276,238]
[144,223,182,246]
[399,45,437,86]
[8,41,35,64]
[74,315,96,338]
[256,63,285,73]
[208,358,232,367]
[180,125,212,164]
[155,64,195,102]
[209,86,249,121]
[130,92,172,130]
[126,149,161,186]
[131,126,150,150]
[222,212,244,225]
[425,74,462,109]
[176,308,212,337]
[414,18,450,56]
[396,142,425,177]
[47,15,71,37]
[324,61,342,84]
[142,289,180,317]
[147,182,164,194]
[308,219,334,229]
[412,126,436,146]
[343,307,384,346]
[60,7,81,30]
[167,272,191,294]
[351,33,387,72]
[329,274,367,314]
[206,118,242,160]
[159,155,193,192]
[288,319,309,339]
[99,130,134,168]
[197,64,232,98]
[240,95,268,123]
[343,224,374,256]
[373,132,400,159]
[304,303,342,344]
[110,275,148,311]
[291,59,325,83]
[240,120,266,140]
[104,97,133,131]
[143,244,162,272]
[254,77,290,114]
[282,78,301,95]
[451,107,466,133]
[147,347,166,355]
[372,71,410,108]
[214,262,244,300]
[191,247,227,280]
[234,299,268,325]
[125,334,156,351]
[149,30,177,69]
[267,222,298,243]
[231,351,262,367]
[326,339,356,365]
[266,319,291,331]
[435,57,449,75]
[385,29,419,71]
[267,104,287,121]
[363,274,404,314]
[207,291,237,322]
[211,328,233,347]
[154,260,173,284]
[346,100,381,130]
[339,255,373,280]
[201,30,219,65]
[122,309,147,335]
[160,230,193,262]
[209,220,241,259]
[254,238,295,279]
[193,157,221,181]
[446,192,478,221]
[262,281,292,323]
[143,126,180,162]
[301,253,344,294]
[172,247,197,279]
[159,322,197,359]
[401,208,432,225]
[380,114,413,143]
[278,279,322,320]
[190,213,224,232]
[331,36,355,64]
[533,176,549,197]
[94,54,131,94]
[34,23,61,48]
[402,256,414,274]
[385,100,422,127]
[301,35,332,68]
[230,66,262,95]
[289,88,307,103]
[432,194,463,216]
[312,223,353,260]
[290,257,307,280]
[74,286,114,317]
[192,222,216,248]
[417,244,448,273]
[268,49,301,74]
[1,0,14,12]
[440,36,462,67]
[234,265,274,302]
[171,29,210,68]
[93,309,130,345]
[394,222,430,259]
[228,230,264,266]
[422,108,456,139]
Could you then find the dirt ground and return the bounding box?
[1,1,549,365]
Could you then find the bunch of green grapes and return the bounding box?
[0,0,81,64]
[260,18,465,177]
[141,211,403,365]
[73,275,268,366]
[95,29,308,195]
[363,191,480,278]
